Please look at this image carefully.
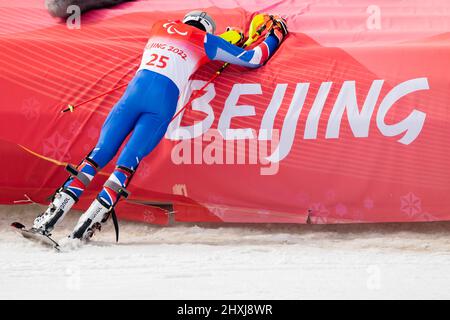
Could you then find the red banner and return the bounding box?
[0,0,449,224]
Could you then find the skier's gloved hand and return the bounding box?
[267,15,288,42]
[225,26,245,46]
[249,13,272,39]
[219,27,245,45]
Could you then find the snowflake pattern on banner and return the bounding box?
[207,195,229,220]
[68,120,84,136]
[335,203,348,217]
[363,197,375,210]
[137,161,151,179]
[210,206,228,220]
[309,202,330,224]
[400,192,422,218]
[42,132,71,161]
[20,97,41,121]
[143,210,156,223]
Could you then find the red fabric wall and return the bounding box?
[0,0,449,224]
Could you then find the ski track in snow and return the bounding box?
[1,205,450,299]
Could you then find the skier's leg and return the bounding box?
[70,166,134,241]
[70,71,179,241]
[33,85,143,234]
[70,111,176,240]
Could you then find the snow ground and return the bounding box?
[1,204,450,300]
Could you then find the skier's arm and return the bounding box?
[204,17,288,68]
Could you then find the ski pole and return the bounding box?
[61,82,129,113]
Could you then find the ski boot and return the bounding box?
[32,163,93,235]
[70,180,130,242]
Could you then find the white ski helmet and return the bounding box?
[183,11,216,34]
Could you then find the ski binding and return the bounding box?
[11,222,60,251]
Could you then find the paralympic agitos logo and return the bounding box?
[163,21,188,36]
[167,77,428,164]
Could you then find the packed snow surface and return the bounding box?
[1,205,450,299]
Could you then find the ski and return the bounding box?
[11,222,60,251]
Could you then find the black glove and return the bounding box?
[266,15,288,42]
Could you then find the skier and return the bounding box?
[32,11,288,241]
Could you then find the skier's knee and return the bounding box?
[88,146,116,169]
[116,148,145,171]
